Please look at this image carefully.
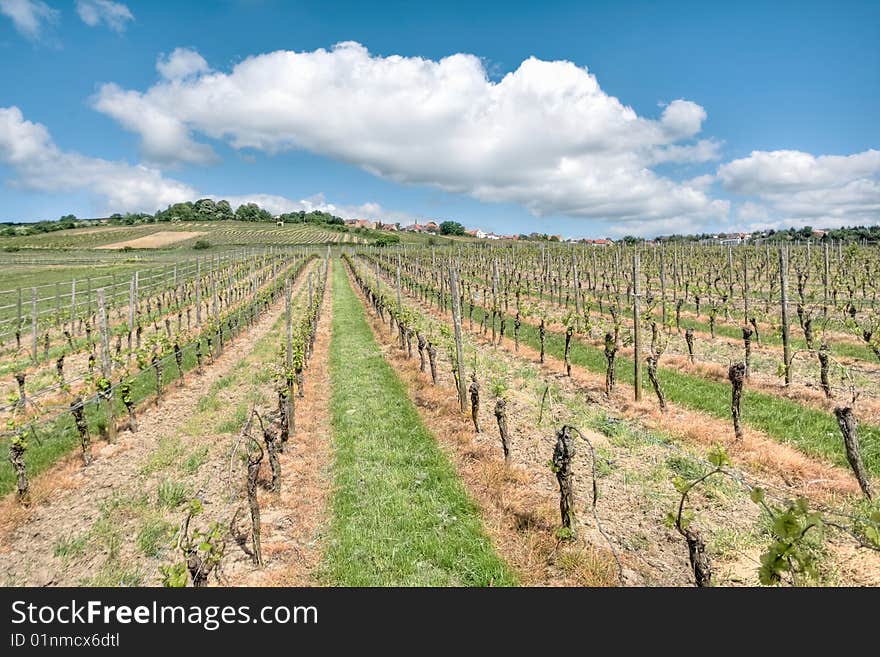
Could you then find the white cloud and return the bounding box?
[735,201,769,222]
[75,0,133,32]
[0,106,195,213]
[92,41,728,230]
[0,106,416,223]
[718,149,880,225]
[0,0,58,41]
[156,47,210,81]
[219,193,421,225]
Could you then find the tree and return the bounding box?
[194,198,217,220]
[440,220,465,236]
[215,200,234,221]
[234,203,273,223]
[373,233,400,246]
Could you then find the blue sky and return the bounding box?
[0,0,878,237]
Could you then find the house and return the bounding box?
[424,221,439,233]
[486,232,501,240]
[345,219,377,230]
[475,229,487,239]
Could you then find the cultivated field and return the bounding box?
[97,231,207,249]
[0,221,364,250]
[0,226,877,587]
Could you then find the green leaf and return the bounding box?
[708,444,729,468]
[750,487,765,504]
[672,476,689,494]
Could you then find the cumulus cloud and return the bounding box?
[0,106,415,223]
[0,0,58,41]
[76,0,133,32]
[156,47,210,81]
[0,106,195,213]
[718,149,880,225]
[92,41,728,228]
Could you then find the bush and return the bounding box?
[373,234,400,247]
[192,239,211,250]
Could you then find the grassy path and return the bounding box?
[324,259,515,586]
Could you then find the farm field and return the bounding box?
[0,230,878,588]
[0,221,365,250]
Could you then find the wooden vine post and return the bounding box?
[97,289,117,443]
[449,262,468,413]
[70,279,76,333]
[16,287,22,350]
[822,241,830,318]
[284,278,295,442]
[195,259,202,325]
[213,277,220,355]
[632,251,642,401]
[30,288,37,363]
[659,244,667,328]
[396,252,403,312]
[779,246,792,386]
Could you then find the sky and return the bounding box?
[0,0,878,238]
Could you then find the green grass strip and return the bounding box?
[324,260,516,586]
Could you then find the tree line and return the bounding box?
[1,200,346,237]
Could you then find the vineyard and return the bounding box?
[0,221,364,250]
[0,231,878,587]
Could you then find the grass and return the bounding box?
[52,533,88,559]
[137,515,176,557]
[182,446,210,474]
[214,403,249,433]
[157,479,190,509]
[324,259,516,586]
[141,436,186,474]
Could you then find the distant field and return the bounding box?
[0,221,365,249]
[96,230,206,250]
